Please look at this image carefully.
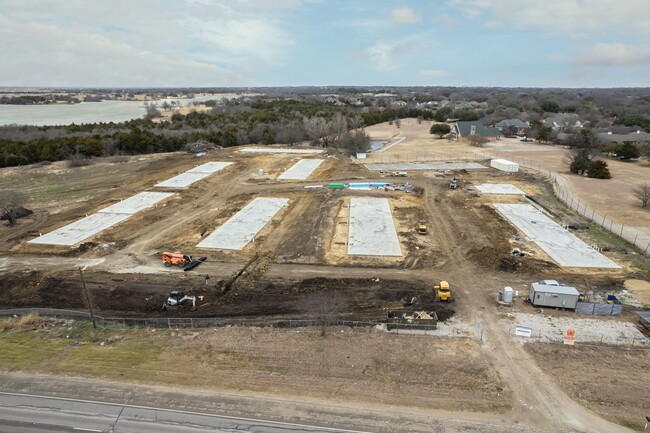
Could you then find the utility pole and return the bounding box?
[79,267,96,329]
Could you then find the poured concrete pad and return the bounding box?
[476,184,525,195]
[97,192,174,214]
[186,161,233,174]
[365,162,486,171]
[348,198,402,257]
[156,162,232,188]
[28,213,132,246]
[494,204,619,268]
[240,147,324,154]
[198,197,289,250]
[278,159,324,180]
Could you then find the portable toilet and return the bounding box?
[258,169,265,176]
[503,287,514,303]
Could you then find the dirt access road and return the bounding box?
[0,141,645,432]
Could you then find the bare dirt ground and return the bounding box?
[0,136,648,432]
[526,343,650,431]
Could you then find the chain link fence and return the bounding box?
[366,148,649,256]
[482,150,650,256]
[507,327,649,347]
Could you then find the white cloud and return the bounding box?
[352,39,420,71]
[447,0,650,38]
[0,16,245,86]
[420,69,447,77]
[390,7,421,25]
[575,43,650,67]
[0,0,306,86]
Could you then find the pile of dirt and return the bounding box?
[468,246,558,273]
[0,206,33,222]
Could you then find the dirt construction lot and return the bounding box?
[1,124,649,432]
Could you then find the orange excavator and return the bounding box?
[162,251,192,268]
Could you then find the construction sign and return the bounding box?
[564,328,576,345]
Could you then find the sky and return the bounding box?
[1,0,650,88]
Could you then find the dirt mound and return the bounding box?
[468,246,558,273]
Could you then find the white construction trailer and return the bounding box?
[529,280,580,310]
[490,159,519,172]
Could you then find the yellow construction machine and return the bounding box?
[435,281,451,301]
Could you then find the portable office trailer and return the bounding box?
[490,158,519,172]
[529,281,580,309]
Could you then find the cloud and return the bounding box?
[575,43,650,67]
[0,0,306,86]
[351,39,421,71]
[447,0,650,38]
[0,16,245,86]
[390,7,421,25]
[420,69,447,77]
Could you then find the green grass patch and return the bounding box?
[0,332,70,369]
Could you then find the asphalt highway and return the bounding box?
[0,392,368,433]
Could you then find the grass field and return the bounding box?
[0,315,511,413]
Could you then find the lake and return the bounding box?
[0,95,227,126]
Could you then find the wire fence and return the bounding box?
[507,327,650,347]
[482,150,650,256]
[366,148,650,256]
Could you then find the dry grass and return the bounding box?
[0,318,511,413]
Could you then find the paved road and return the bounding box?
[0,392,366,433]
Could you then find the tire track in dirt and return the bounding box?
[424,178,632,433]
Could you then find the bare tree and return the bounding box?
[468,134,489,147]
[143,102,161,119]
[300,292,346,336]
[0,189,27,226]
[633,183,650,208]
[323,114,348,145]
[303,116,328,144]
[394,118,401,129]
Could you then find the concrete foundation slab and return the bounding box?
[476,184,525,195]
[28,213,131,246]
[348,198,402,256]
[155,162,232,188]
[240,147,324,154]
[494,204,619,268]
[97,192,174,215]
[365,162,486,171]
[187,161,233,174]
[197,197,289,250]
[278,159,324,180]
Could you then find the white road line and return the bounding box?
[73,428,102,432]
[0,392,371,433]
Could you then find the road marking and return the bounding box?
[0,392,371,433]
[73,428,102,432]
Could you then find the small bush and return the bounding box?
[107,155,129,164]
[67,154,93,168]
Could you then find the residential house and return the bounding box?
[450,121,501,141]
[543,113,584,131]
[598,131,650,144]
[494,119,531,135]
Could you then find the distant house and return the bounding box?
[598,131,650,144]
[543,113,584,131]
[450,121,501,141]
[494,119,531,135]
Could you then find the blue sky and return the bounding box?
[1,0,650,87]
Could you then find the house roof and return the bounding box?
[598,131,650,143]
[495,119,530,129]
[455,121,501,138]
[543,113,583,127]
